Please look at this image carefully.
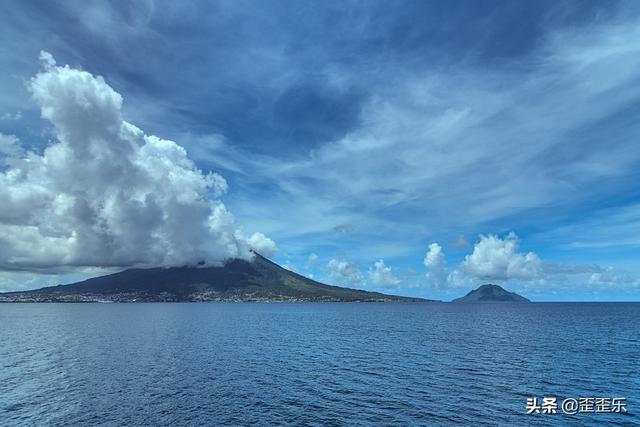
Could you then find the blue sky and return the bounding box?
[1,0,640,300]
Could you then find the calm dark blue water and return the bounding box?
[1,303,638,426]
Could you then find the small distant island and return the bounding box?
[0,254,432,303]
[452,284,530,303]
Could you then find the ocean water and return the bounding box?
[1,303,638,426]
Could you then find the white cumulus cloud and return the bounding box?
[460,232,541,281]
[424,243,447,288]
[243,232,277,258]
[327,257,364,287]
[368,259,401,289]
[0,52,274,271]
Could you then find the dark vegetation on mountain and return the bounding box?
[0,254,431,303]
[452,284,530,303]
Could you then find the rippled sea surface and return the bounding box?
[1,303,639,426]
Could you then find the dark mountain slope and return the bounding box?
[452,284,530,303]
[1,254,430,302]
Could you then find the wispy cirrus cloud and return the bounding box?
[195,9,640,270]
